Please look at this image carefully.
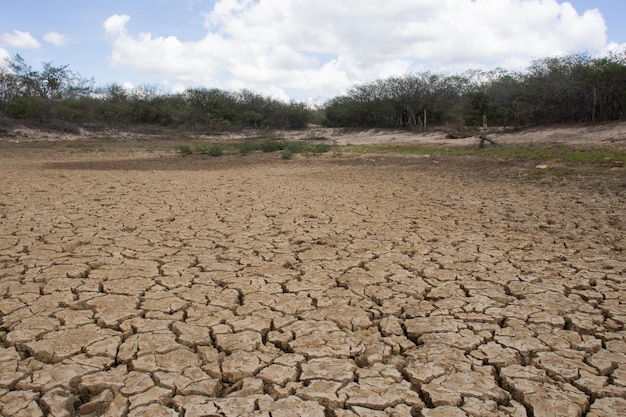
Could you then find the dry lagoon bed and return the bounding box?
[1,126,626,416]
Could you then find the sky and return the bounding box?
[1,0,625,103]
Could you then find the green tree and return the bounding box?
[4,54,93,99]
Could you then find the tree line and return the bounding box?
[1,50,625,132]
[325,51,626,129]
[0,54,310,130]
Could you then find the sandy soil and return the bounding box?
[4,120,626,148]
[323,121,626,147]
[0,125,625,416]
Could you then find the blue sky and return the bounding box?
[1,0,625,102]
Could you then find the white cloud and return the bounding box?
[0,30,41,49]
[602,42,626,56]
[43,32,69,47]
[122,81,136,91]
[103,14,131,37]
[103,0,610,101]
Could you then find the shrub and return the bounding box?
[286,142,307,154]
[313,143,331,154]
[238,140,257,155]
[57,98,96,123]
[260,140,286,152]
[208,144,224,156]
[177,145,192,156]
[6,96,49,120]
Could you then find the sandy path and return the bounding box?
[0,146,625,416]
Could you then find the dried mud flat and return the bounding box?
[1,134,626,417]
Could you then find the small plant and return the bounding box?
[285,141,307,154]
[208,144,224,156]
[177,145,192,156]
[313,143,331,154]
[238,140,257,155]
[260,140,286,153]
[282,149,294,159]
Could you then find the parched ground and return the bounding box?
[0,129,625,416]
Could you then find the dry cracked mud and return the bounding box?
[1,143,625,417]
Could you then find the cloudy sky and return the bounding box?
[1,0,625,102]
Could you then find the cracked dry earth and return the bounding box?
[1,146,625,417]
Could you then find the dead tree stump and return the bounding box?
[478,114,500,148]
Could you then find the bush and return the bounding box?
[285,141,307,154]
[313,143,331,154]
[57,98,100,123]
[6,96,49,120]
[208,144,224,156]
[260,140,286,152]
[177,145,192,156]
[238,140,258,155]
